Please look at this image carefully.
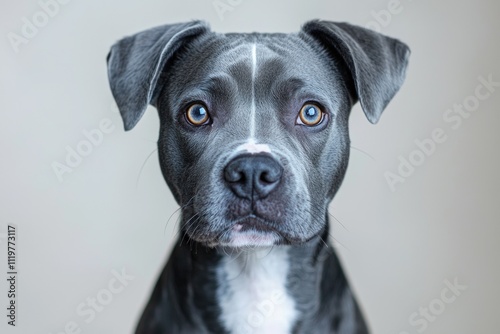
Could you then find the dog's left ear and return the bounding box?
[301,20,410,123]
[107,21,210,130]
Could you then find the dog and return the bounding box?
[106,19,409,334]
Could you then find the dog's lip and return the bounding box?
[232,215,277,233]
[223,229,279,248]
[212,216,280,247]
[231,217,321,246]
[195,215,318,247]
[215,215,283,247]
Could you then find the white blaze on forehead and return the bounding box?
[234,44,273,155]
[249,43,257,139]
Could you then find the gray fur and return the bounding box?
[106,20,409,334]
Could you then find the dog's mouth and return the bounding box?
[185,211,322,248]
[185,214,289,248]
[216,215,283,247]
[233,216,276,233]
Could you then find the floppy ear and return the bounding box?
[301,20,410,123]
[106,21,210,130]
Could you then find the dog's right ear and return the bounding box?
[106,21,210,131]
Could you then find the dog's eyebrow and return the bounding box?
[271,77,307,98]
[177,74,238,103]
[271,77,332,108]
[198,74,238,93]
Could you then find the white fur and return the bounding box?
[217,247,298,334]
[236,138,272,154]
[218,225,278,247]
[249,43,257,139]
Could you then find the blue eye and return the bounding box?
[186,103,210,125]
[297,103,323,126]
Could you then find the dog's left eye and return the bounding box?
[296,103,324,126]
[186,103,211,126]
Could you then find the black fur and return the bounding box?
[106,20,410,334]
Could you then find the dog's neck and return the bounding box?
[215,246,300,334]
[167,231,347,333]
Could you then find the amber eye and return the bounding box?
[186,103,210,126]
[297,103,324,126]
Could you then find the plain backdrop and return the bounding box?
[1,0,499,333]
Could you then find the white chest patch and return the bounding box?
[217,247,298,334]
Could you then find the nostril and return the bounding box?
[259,171,276,184]
[260,172,269,184]
[225,169,245,183]
[259,165,282,184]
[236,173,246,183]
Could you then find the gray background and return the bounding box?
[1,0,499,333]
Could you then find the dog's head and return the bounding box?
[107,20,409,247]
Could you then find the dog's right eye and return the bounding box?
[186,103,211,126]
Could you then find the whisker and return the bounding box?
[135,148,158,190]
[179,213,201,246]
[327,232,349,251]
[319,235,329,249]
[328,210,349,232]
[350,145,376,161]
[164,207,182,237]
[165,195,196,238]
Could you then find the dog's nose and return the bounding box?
[224,155,283,200]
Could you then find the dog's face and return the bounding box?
[107,21,409,247]
[156,35,352,247]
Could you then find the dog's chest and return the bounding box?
[216,247,298,334]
